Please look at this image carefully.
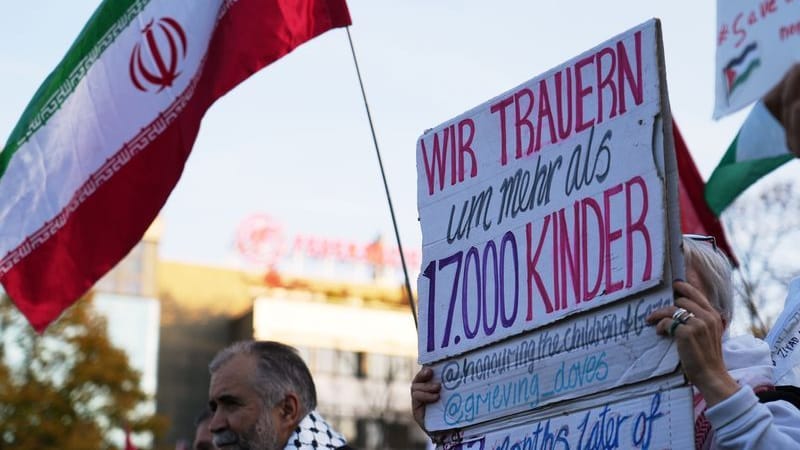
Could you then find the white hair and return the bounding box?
[682,236,734,327]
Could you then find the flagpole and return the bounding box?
[345,27,418,330]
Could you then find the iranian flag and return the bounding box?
[0,0,351,331]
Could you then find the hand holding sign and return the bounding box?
[646,236,742,409]
[411,367,441,433]
[764,64,800,157]
[647,278,739,408]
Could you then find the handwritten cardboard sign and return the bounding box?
[416,20,673,365]
[439,380,693,450]
[714,0,800,118]
[417,19,688,438]
[424,289,680,430]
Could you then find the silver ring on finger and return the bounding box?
[672,308,688,321]
[679,312,696,324]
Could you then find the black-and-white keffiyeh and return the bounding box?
[284,411,347,450]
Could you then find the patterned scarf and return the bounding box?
[694,334,774,450]
[284,411,347,450]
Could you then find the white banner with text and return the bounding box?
[714,0,800,118]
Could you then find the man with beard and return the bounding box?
[208,341,353,450]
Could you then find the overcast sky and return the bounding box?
[1,1,796,270]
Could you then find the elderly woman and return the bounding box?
[645,235,800,449]
[411,236,800,449]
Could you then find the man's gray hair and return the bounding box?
[682,236,734,327]
[209,341,317,414]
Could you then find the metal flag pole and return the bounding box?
[345,26,418,330]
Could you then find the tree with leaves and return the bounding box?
[0,295,167,450]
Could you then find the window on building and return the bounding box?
[335,350,357,377]
[356,352,367,379]
[353,418,428,450]
[310,348,359,377]
[360,353,417,382]
[365,353,390,381]
[316,348,335,374]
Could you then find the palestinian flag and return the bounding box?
[724,42,760,98]
[705,101,793,216]
[0,0,351,331]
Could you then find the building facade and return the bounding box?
[97,218,427,449]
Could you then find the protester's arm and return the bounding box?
[763,63,800,157]
[647,281,800,447]
[705,387,800,450]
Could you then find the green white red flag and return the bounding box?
[705,101,794,216]
[0,0,351,331]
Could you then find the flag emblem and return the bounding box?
[723,42,760,98]
[129,17,187,93]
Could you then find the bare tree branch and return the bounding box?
[722,180,800,338]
